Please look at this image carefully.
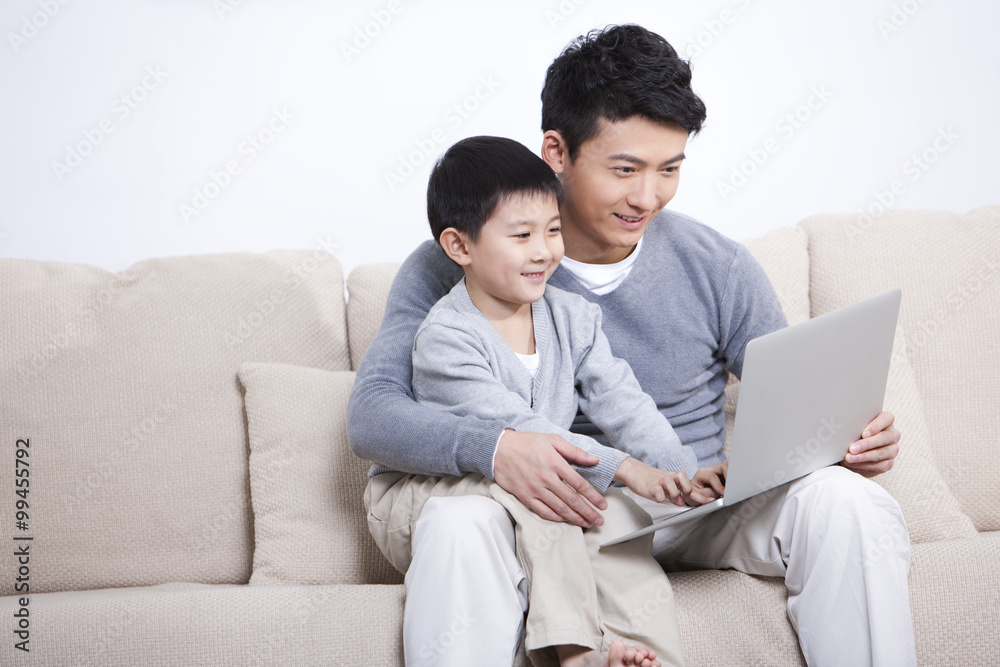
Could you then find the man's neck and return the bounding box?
[560,223,639,265]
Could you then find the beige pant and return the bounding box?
[365,472,683,667]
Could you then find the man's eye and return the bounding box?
[663,166,680,174]
[615,166,635,174]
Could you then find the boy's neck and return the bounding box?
[465,277,537,355]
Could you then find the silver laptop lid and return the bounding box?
[723,288,902,506]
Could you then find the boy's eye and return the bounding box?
[549,226,561,234]
[513,232,530,239]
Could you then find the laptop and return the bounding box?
[600,288,902,548]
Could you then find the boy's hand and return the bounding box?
[614,457,692,507]
[689,460,727,505]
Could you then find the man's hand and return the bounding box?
[613,457,692,507]
[842,411,900,478]
[493,430,608,528]
[689,460,727,505]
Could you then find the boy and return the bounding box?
[351,24,911,667]
[365,136,720,667]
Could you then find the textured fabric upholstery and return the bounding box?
[908,533,1000,665]
[801,205,1000,531]
[239,363,401,586]
[347,262,403,370]
[0,251,350,594]
[0,582,404,666]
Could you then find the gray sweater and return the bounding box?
[396,279,696,490]
[348,209,787,486]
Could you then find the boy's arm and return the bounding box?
[412,320,629,493]
[347,244,608,525]
[574,302,700,479]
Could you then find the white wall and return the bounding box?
[2,0,997,279]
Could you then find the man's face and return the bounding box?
[461,193,564,320]
[544,116,689,264]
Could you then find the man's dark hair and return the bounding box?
[427,136,562,243]
[541,24,707,162]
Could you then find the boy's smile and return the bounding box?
[541,116,689,264]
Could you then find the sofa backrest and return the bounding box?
[0,250,350,595]
[801,205,1000,532]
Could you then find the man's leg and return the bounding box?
[631,466,916,667]
[365,473,528,667]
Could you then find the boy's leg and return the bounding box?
[365,473,528,667]
[582,487,684,667]
[489,484,603,666]
[632,466,916,667]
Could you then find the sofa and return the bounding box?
[1,205,998,666]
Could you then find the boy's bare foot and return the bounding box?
[557,639,661,667]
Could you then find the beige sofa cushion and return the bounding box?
[347,263,402,370]
[740,225,811,326]
[239,363,400,586]
[801,205,1000,531]
[0,251,350,595]
[0,582,405,666]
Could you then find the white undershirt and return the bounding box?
[493,242,643,472]
[558,236,644,296]
[515,351,540,378]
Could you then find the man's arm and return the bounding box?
[346,243,607,525]
[719,243,900,475]
[347,243,501,476]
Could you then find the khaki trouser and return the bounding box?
[365,472,683,667]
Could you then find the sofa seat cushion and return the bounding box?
[908,533,1000,665]
[0,251,350,595]
[0,582,403,666]
[239,363,400,586]
[801,205,1000,531]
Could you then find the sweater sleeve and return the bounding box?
[718,244,789,379]
[412,320,628,491]
[346,244,507,477]
[573,303,700,479]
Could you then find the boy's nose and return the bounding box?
[530,241,553,262]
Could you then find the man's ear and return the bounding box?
[438,228,473,266]
[541,130,569,174]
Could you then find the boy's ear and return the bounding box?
[438,228,473,266]
[541,130,569,174]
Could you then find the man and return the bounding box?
[349,24,913,667]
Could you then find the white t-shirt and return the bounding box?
[515,351,540,378]
[558,236,644,295]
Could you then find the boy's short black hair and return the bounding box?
[541,24,707,162]
[427,136,562,243]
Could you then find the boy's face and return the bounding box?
[542,116,689,264]
[460,193,563,317]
